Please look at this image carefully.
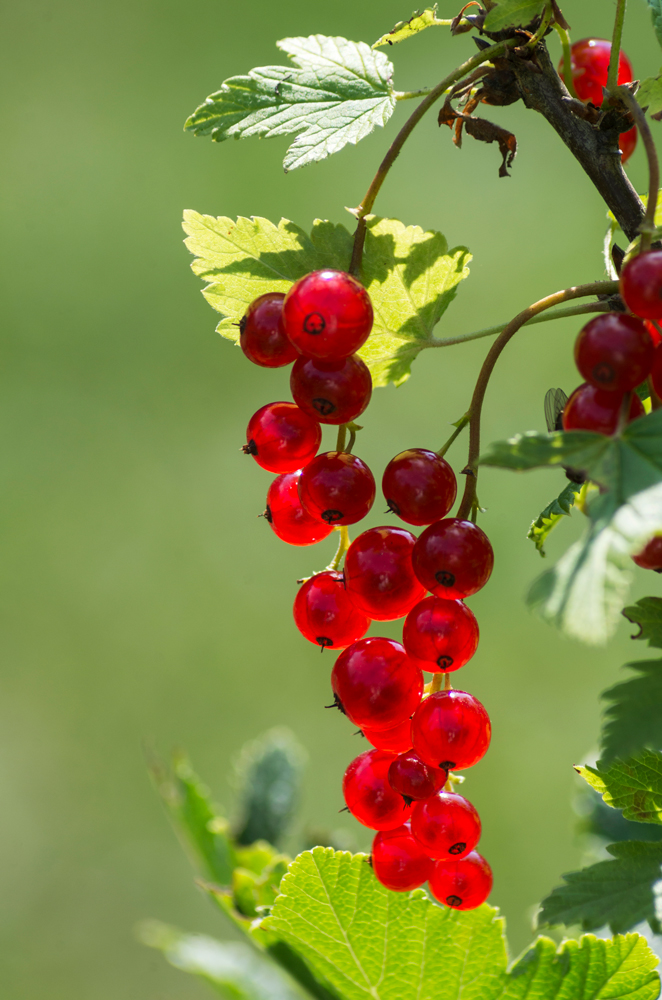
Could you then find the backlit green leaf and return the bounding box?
[602,658,662,763]
[645,1,662,50]
[373,7,441,48]
[484,0,546,32]
[624,598,662,650]
[233,728,305,848]
[527,480,583,557]
[578,750,662,825]
[639,74,662,116]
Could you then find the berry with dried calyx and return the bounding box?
[298,451,376,525]
[343,749,412,830]
[388,750,446,804]
[403,596,479,673]
[344,526,426,621]
[428,851,493,910]
[331,637,424,732]
[239,292,298,368]
[412,519,494,600]
[293,571,370,649]
[290,353,372,425]
[265,471,333,546]
[411,689,491,771]
[382,449,457,526]
[245,402,321,474]
[371,822,435,891]
[410,791,481,859]
[283,270,373,360]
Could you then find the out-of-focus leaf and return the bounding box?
[602,659,662,763]
[580,788,662,845]
[577,750,662,824]
[373,7,441,48]
[625,598,662,649]
[639,74,662,117]
[645,2,662,50]
[233,728,305,847]
[527,480,583,556]
[484,0,546,31]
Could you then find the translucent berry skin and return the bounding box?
[239,293,298,368]
[620,252,662,321]
[412,519,494,600]
[293,572,370,649]
[562,382,645,435]
[632,536,662,571]
[245,402,321,474]
[646,322,662,348]
[290,354,372,425]
[362,719,413,753]
[298,452,375,526]
[411,792,481,860]
[265,471,333,546]
[343,749,413,831]
[403,597,479,673]
[344,526,426,622]
[371,823,435,891]
[283,270,373,361]
[388,751,446,804]
[428,851,493,910]
[332,637,424,732]
[411,690,491,771]
[574,314,655,393]
[382,449,457,526]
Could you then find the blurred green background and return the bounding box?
[2,1,661,997]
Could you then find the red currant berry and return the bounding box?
[371,823,435,891]
[265,471,333,546]
[428,851,492,910]
[574,314,655,393]
[362,719,413,754]
[331,637,424,732]
[239,293,298,368]
[632,536,662,571]
[403,597,479,673]
[382,449,457,526]
[412,519,494,600]
[619,126,637,165]
[620,251,662,321]
[293,572,370,649]
[244,402,321,474]
[411,690,491,771]
[344,526,426,621]
[283,270,373,361]
[646,322,662,348]
[290,354,372,425]
[388,751,446,805]
[343,749,413,831]
[298,452,375,526]
[562,38,633,108]
[411,791,481,860]
[562,383,644,435]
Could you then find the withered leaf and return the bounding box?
[550,0,570,31]
[438,102,517,177]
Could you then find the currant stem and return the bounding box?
[525,3,553,49]
[430,673,445,694]
[616,87,659,254]
[327,526,351,572]
[553,24,578,100]
[336,424,347,452]
[606,0,627,96]
[437,413,470,457]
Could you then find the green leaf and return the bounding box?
[639,74,662,116]
[182,212,471,388]
[578,750,662,824]
[527,480,583,557]
[645,1,662,50]
[484,0,546,32]
[185,36,396,171]
[233,728,305,847]
[624,598,662,649]
[373,7,441,48]
[602,659,662,763]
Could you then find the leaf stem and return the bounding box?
[553,24,578,99]
[437,413,470,457]
[526,3,553,49]
[616,87,659,253]
[395,88,435,101]
[606,0,628,95]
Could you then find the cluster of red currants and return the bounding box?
[239,269,495,910]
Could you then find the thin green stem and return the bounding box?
[553,24,578,99]
[327,526,351,572]
[395,88,435,101]
[526,2,553,48]
[617,87,659,253]
[437,414,470,457]
[345,422,361,454]
[606,0,628,95]
[336,424,347,453]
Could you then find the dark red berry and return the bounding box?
[245,402,321,474]
[382,449,457,526]
[428,851,492,910]
[411,690,491,771]
[562,383,644,434]
[632,536,662,571]
[574,314,654,393]
[239,293,298,368]
[371,822,435,891]
[265,471,333,546]
[619,126,637,164]
[620,251,662,321]
[293,572,370,649]
[645,322,662,348]
[344,526,426,621]
[290,354,372,425]
[283,270,373,360]
[298,452,375,525]
[412,519,494,600]
[362,719,413,754]
[403,597,479,673]
[343,749,413,830]
[388,751,445,804]
[332,637,423,732]
[411,791,481,860]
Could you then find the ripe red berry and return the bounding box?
[283,270,373,360]
[388,751,446,805]
[343,749,413,830]
[412,519,494,600]
[245,402,321,474]
[411,690,491,771]
[562,382,644,435]
[574,314,655,393]
[290,354,372,425]
[403,597,479,673]
[428,851,493,910]
[344,526,426,621]
[371,823,435,891]
[331,637,424,732]
[293,572,370,649]
[620,251,662,321]
[239,293,298,368]
[382,449,457,526]
[265,471,333,546]
[619,126,637,165]
[632,536,662,571]
[410,791,481,860]
[298,452,375,525]
[645,322,662,348]
[362,719,413,754]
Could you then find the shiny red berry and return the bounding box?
[403,597,479,673]
[388,751,446,805]
[283,270,373,360]
[343,749,413,830]
[412,519,494,600]
[298,452,375,525]
[245,402,321,474]
[344,526,426,621]
[331,637,424,732]
[620,251,662,321]
[265,471,333,546]
[428,851,492,910]
[382,449,457,526]
[574,314,655,393]
[411,792,481,860]
[562,383,644,434]
[239,293,298,368]
[362,719,413,754]
[632,536,662,571]
[290,354,372,425]
[293,572,370,649]
[411,690,491,771]
[371,823,435,891]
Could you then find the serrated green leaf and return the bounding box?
[373,7,441,48]
[645,1,662,50]
[625,598,662,649]
[602,659,662,763]
[182,212,471,388]
[185,36,396,171]
[578,750,662,824]
[639,74,662,116]
[580,786,662,845]
[527,480,583,557]
[484,0,545,32]
[233,728,305,847]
